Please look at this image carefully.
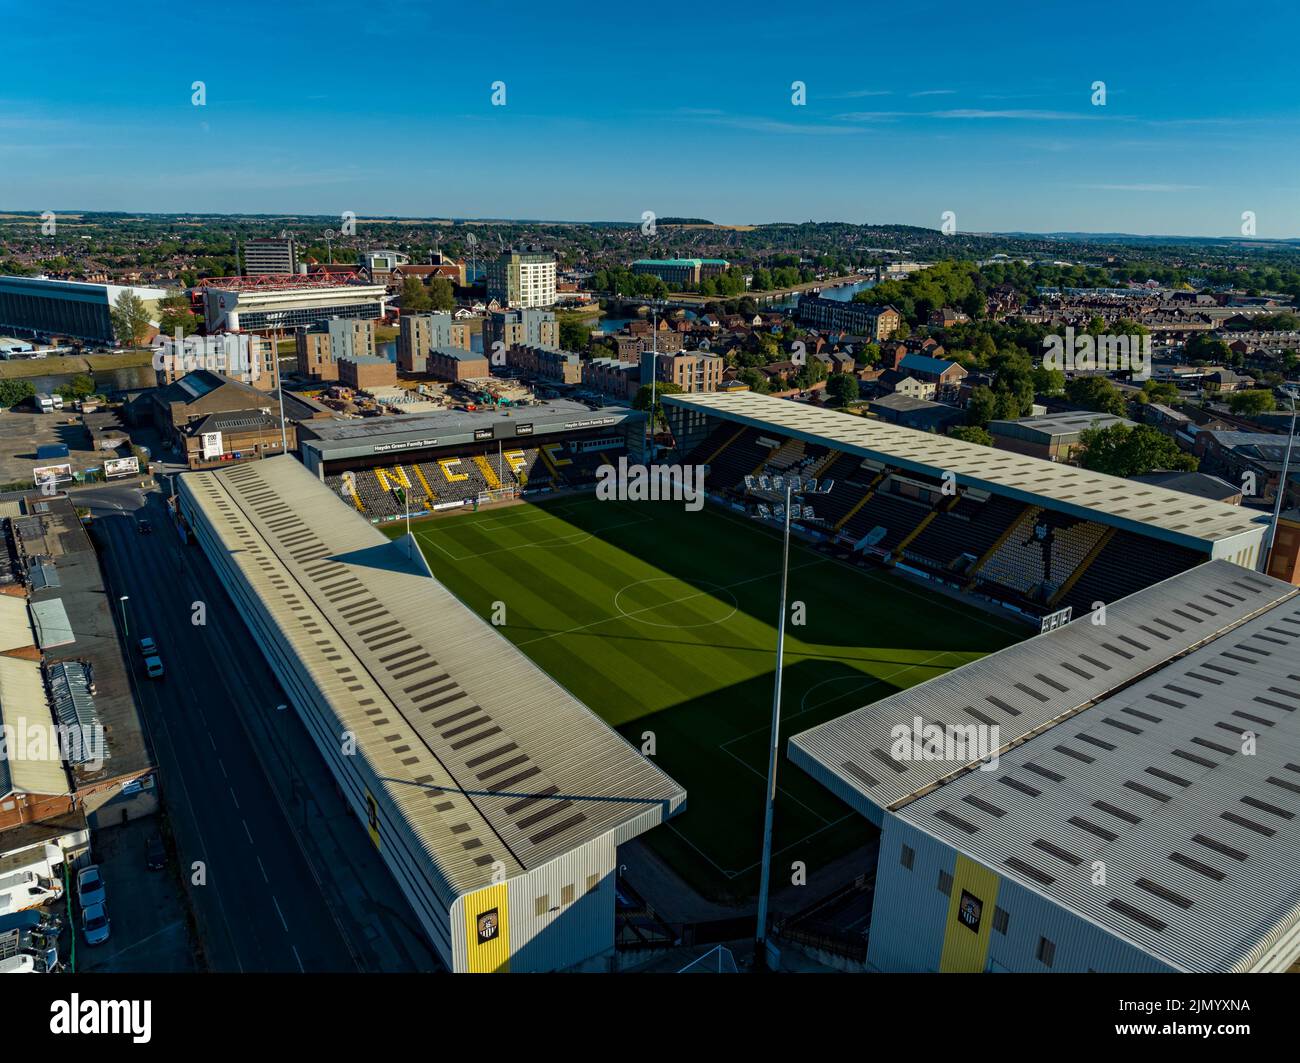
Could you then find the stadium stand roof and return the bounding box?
[663,391,1267,553]
[790,561,1300,972]
[298,399,640,466]
[181,456,685,900]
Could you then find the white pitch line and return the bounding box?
[513,556,827,649]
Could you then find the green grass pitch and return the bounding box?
[385,495,1024,902]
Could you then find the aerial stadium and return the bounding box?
[179,386,1292,966]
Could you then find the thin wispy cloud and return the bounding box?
[1077,183,1202,193]
[826,89,893,99]
[910,89,956,97]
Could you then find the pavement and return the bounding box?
[84,479,435,972]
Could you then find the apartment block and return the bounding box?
[398,312,471,373]
[486,249,557,308]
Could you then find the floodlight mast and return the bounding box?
[754,477,793,969]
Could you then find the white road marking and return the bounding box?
[273,896,289,933]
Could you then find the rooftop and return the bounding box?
[664,391,1264,551]
[180,457,686,900]
[790,561,1300,972]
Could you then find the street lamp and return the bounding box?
[118,595,129,640]
[1262,385,1298,574]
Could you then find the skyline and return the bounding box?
[4,0,1300,237]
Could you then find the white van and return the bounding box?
[34,393,54,413]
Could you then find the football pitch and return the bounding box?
[386,495,1025,901]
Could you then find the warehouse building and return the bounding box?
[790,561,1300,973]
[178,456,685,972]
[0,275,167,344]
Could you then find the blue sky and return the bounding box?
[3,0,1300,236]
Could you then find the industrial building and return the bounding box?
[177,457,685,971]
[789,561,1300,973]
[200,274,387,332]
[0,275,168,344]
[988,411,1136,462]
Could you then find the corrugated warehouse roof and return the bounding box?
[789,561,1294,816]
[0,594,34,654]
[663,391,1267,551]
[29,599,74,649]
[0,656,69,798]
[181,456,685,900]
[791,561,1300,972]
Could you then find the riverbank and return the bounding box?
[0,350,155,379]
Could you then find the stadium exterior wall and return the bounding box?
[869,816,1172,974]
[178,474,626,972]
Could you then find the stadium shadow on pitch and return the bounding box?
[525,494,1020,655]
[625,658,896,899]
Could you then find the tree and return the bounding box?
[1066,375,1127,417]
[558,315,592,353]
[400,277,432,312]
[56,374,96,401]
[157,291,199,338]
[948,425,994,446]
[1140,379,1181,405]
[632,381,682,428]
[1032,365,1065,396]
[1228,389,1277,416]
[428,277,455,312]
[110,290,152,348]
[967,385,997,427]
[0,380,35,408]
[1076,423,1198,477]
[826,373,860,407]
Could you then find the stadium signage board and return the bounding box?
[563,416,617,429]
[373,438,438,453]
[515,423,534,435]
[473,428,493,441]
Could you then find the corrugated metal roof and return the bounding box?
[180,456,686,899]
[29,599,73,649]
[664,391,1267,550]
[0,594,33,654]
[0,656,69,798]
[790,561,1300,972]
[47,660,103,767]
[789,561,1295,815]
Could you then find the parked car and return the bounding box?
[145,833,166,871]
[76,864,106,908]
[138,637,157,656]
[81,903,110,946]
[144,655,164,679]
